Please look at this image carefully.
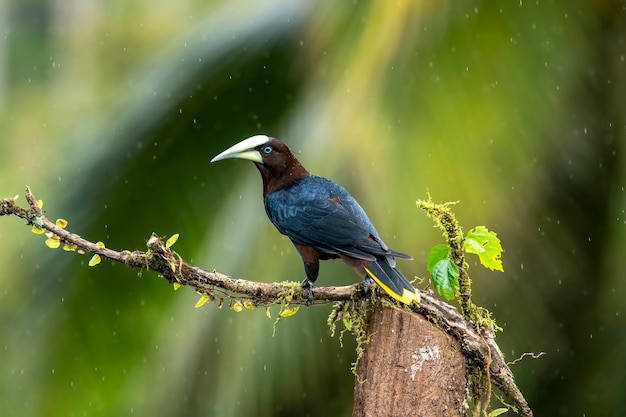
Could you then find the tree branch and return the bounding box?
[0,187,533,416]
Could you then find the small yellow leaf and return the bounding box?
[173,282,182,291]
[166,234,179,248]
[31,225,45,234]
[45,237,61,249]
[95,241,105,248]
[232,301,243,312]
[195,293,210,308]
[36,199,43,208]
[488,408,509,417]
[88,254,101,266]
[265,307,272,319]
[169,261,176,273]
[63,243,77,252]
[279,306,300,317]
[56,219,68,228]
[243,300,255,310]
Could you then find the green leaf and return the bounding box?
[88,254,101,266]
[279,306,299,317]
[431,258,460,300]
[195,293,211,308]
[166,233,179,248]
[427,244,450,273]
[464,226,504,272]
[488,408,509,417]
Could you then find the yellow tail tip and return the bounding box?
[364,266,420,305]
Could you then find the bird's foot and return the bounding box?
[300,279,314,302]
[362,276,372,298]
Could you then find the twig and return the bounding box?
[0,187,533,416]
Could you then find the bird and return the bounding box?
[211,135,419,305]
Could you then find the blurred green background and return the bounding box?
[1,0,624,415]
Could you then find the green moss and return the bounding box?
[275,280,302,305]
[327,294,375,375]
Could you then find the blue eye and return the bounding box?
[263,146,273,154]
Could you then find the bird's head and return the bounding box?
[211,135,309,196]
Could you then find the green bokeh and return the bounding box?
[1,1,624,416]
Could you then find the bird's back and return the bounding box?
[264,175,409,261]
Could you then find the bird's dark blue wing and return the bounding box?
[264,175,405,261]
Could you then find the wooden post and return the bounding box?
[353,307,467,417]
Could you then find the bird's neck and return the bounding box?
[256,160,309,197]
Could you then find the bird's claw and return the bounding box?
[362,276,372,298]
[300,279,314,303]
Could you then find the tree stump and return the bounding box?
[353,306,467,417]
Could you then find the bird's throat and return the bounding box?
[256,160,309,197]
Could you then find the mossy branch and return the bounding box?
[417,197,509,415]
[1,187,533,416]
[417,198,500,333]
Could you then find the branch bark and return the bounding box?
[0,187,533,416]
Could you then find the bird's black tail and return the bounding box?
[364,258,420,305]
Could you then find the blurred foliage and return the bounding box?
[1,0,625,416]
